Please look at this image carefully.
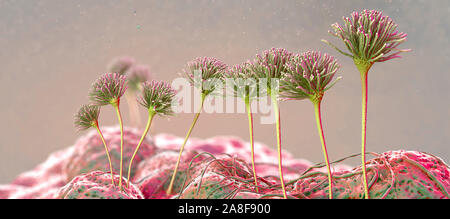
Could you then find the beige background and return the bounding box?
[1,0,449,183]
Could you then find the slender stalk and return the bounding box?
[269,89,287,199]
[166,93,206,195]
[355,59,372,199]
[127,109,156,187]
[113,102,124,189]
[312,100,333,199]
[360,71,369,199]
[245,95,259,193]
[94,124,115,185]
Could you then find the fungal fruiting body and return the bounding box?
[125,64,152,128]
[74,104,115,185]
[126,65,152,92]
[228,63,260,192]
[107,56,136,76]
[281,51,341,199]
[323,10,409,198]
[89,73,128,189]
[5,8,443,200]
[108,56,152,129]
[166,57,228,195]
[127,80,176,187]
[249,48,293,199]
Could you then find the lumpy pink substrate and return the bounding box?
[56,171,143,199]
[294,150,450,198]
[1,126,449,199]
[63,127,157,182]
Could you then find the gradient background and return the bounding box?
[1,0,449,183]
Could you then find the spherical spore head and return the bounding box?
[228,62,257,80]
[183,57,228,96]
[107,56,136,75]
[89,73,128,106]
[281,51,341,102]
[323,9,410,64]
[74,104,100,131]
[126,64,152,91]
[227,62,260,100]
[138,80,176,116]
[250,48,293,80]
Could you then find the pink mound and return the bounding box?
[293,150,450,199]
[63,126,157,182]
[153,133,314,180]
[134,150,208,199]
[0,126,357,199]
[133,150,203,183]
[56,171,143,199]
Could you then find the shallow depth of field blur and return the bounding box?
[0,0,449,183]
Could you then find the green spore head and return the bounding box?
[107,56,136,76]
[74,104,100,131]
[323,10,410,66]
[248,48,293,94]
[227,62,260,101]
[138,80,176,116]
[228,62,256,80]
[89,73,128,106]
[280,51,341,103]
[126,64,152,92]
[183,57,228,96]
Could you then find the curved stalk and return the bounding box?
[245,95,259,193]
[94,124,115,185]
[127,109,156,187]
[312,100,333,199]
[270,90,287,199]
[166,93,206,195]
[113,102,124,190]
